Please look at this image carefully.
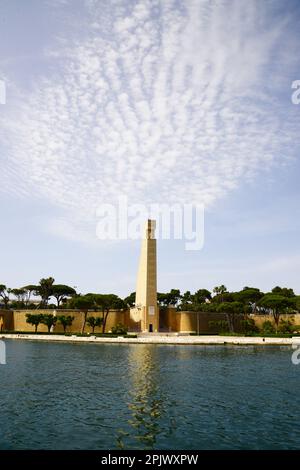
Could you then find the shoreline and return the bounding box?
[1,333,299,346]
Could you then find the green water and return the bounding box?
[0,340,299,449]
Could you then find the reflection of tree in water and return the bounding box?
[116,346,176,449]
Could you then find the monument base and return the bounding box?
[130,306,159,333]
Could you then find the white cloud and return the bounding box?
[0,0,299,242]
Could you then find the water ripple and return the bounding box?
[0,341,299,449]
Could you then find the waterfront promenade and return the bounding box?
[1,333,297,345]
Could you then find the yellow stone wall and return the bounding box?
[7,309,300,334]
[158,309,300,333]
[159,308,225,333]
[175,312,300,333]
[0,310,14,331]
[251,313,300,328]
[12,309,127,333]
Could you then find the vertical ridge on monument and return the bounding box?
[130,219,159,332]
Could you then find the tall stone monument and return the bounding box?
[130,219,159,333]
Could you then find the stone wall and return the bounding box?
[160,308,228,333]
[6,309,300,334]
[12,309,127,333]
[251,313,300,328]
[11,308,211,334]
[160,309,300,333]
[177,312,300,333]
[0,310,14,331]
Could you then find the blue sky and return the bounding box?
[0,0,300,296]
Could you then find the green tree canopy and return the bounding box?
[0,284,10,308]
[157,289,181,307]
[213,285,228,295]
[41,314,57,333]
[193,289,211,304]
[22,285,39,306]
[69,294,98,334]
[10,288,27,303]
[217,301,244,332]
[211,291,235,304]
[295,296,300,312]
[35,277,55,307]
[198,302,215,312]
[95,294,125,333]
[26,313,43,333]
[258,294,293,328]
[178,290,193,310]
[234,288,263,304]
[57,315,74,333]
[166,289,181,306]
[271,286,295,298]
[124,292,136,307]
[52,284,77,307]
[86,316,103,333]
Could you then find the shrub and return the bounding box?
[240,318,259,334]
[261,320,275,335]
[86,316,103,333]
[111,323,128,335]
[278,318,295,334]
[208,320,229,333]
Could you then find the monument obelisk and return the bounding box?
[130,219,159,333]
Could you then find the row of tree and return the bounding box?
[25,313,103,334]
[176,286,299,331]
[0,278,76,308]
[1,278,300,333]
[69,293,124,333]
[26,314,75,333]
[126,285,300,331]
[25,313,129,335]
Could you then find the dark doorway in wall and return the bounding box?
[149,324,153,333]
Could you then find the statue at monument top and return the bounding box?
[146,219,156,239]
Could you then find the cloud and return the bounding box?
[0,0,299,241]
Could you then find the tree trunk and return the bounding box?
[35,324,38,333]
[273,310,280,331]
[102,311,109,333]
[81,311,88,334]
[227,314,234,333]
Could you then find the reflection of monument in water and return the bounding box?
[116,345,175,450]
[130,220,159,333]
[115,222,176,448]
